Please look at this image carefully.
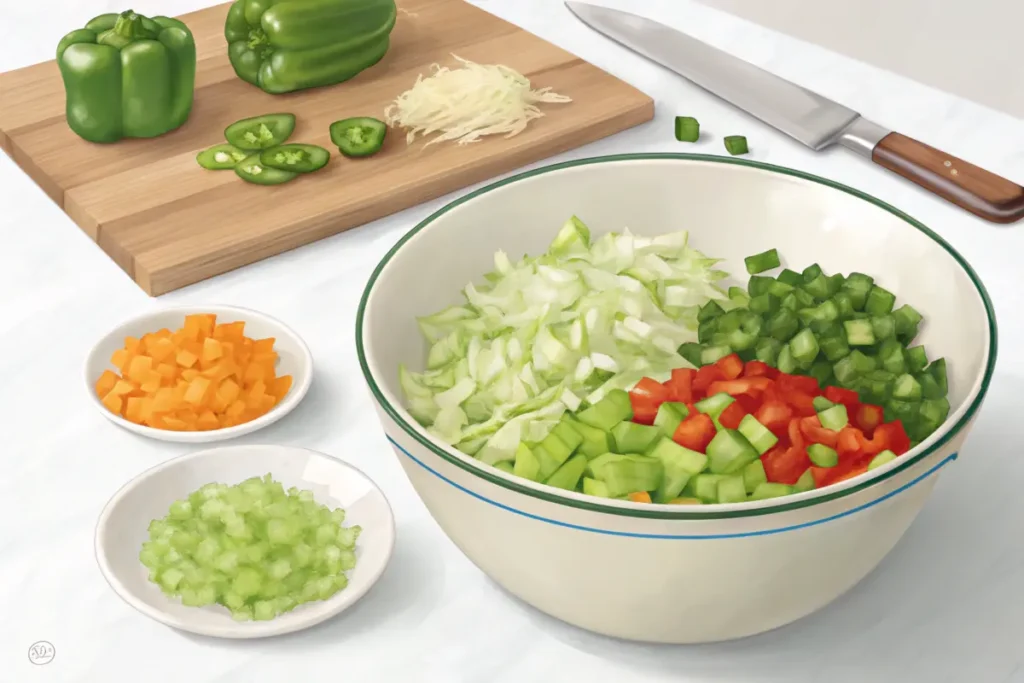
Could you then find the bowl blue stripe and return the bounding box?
[386,435,956,539]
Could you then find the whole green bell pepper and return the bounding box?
[225,0,397,95]
[56,10,196,143]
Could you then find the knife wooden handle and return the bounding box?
[872,133,1024,224]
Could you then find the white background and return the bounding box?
[1,0,1023,681]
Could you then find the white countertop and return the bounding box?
[2,0,1023,681]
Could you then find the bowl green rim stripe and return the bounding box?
[356,152,998,520]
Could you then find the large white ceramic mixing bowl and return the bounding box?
[357,154,997,644]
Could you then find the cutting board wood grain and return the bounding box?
[0,0,653,295]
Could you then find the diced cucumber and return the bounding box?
[793,469,815,493]
[750,482,795,500]
[706,429,759,475]
[546,455,588,490]
[648,438,705,503]
[582,477,612,497]
[513,443,541,481]
[653,402,690,438]
[692,474,725,502]
[587,453,663,497]
[737,414,778,454]
[807,443,838,467]
[716,475,747,503]
[611,421,662,454]
[743,459,768,493]
[817,404,849,431]
[843,319,875,346]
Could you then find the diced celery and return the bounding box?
[706,429,759,474]
[653,402,690,437]
[793,469,815,493]
[649,438,704,502]
[737,414,778,454]
[701,345,732,364]
[717,475,748,503]
[818,404,849,431]
[611,422,662,454]
[693,474,725,502]
[767,309,800,341]
[587,453,664,497]
[564,416,613,458]
[832,291,854,318]
[808,443,838,467]
[546,455,588,490]
[777,345,797,374]
[868,450,897,470]
[696,392,735,419]
[513,443,541,481]
[582,477,612,497]
[493,461,514,474]
[871,315,896,341]
[743,459,768,493]
[789,328,819,366]
[750,483,795,500]
[755,337,783,365]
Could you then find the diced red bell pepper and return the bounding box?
[869,420,912,455]
[836,465,869,483]
[734,393,762,415]
[706,377,774,398]
[836,426,871,459]
[743,360,775,378]
[692,365,726,395]
[755,400,793,437]
[715,353,744,380]
[629,377,670,425]
[718,401,748,430]
[781,388,818,417]
[761,444,811,485]
[673,413,716,452]
[664,368,695,403]
[788,417,805,450]
[777,373,820,395]
[810,466,834,488]
[824,386,861,409]
[799,415,840,448]
[854,404,884,436]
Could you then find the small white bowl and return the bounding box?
[95,445,396,639]
[85,305,313,443]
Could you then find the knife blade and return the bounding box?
[566,1,1024,224]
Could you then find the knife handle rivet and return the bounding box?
[950,168,959,176]
[944,160,953,167]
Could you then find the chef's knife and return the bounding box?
[566,1,1024,224]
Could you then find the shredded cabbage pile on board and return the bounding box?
[399,217,730,465]
[384,55,572,147]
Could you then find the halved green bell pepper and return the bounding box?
[224,0,397,95]
[56,10,196,143]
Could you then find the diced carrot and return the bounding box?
[627,491,652,504]
[214,321,245,341]
[101,392,123,416]
[253,338,276,354]
[96,315,283,432]
[125,397,144,423]
[95,370,119,398]
[126,355,153,383]
[197,410,220,430]
[271,375,293,399]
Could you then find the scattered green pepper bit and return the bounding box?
[724,135,749,156]
[744,248,781,275]
[674,116,700,143]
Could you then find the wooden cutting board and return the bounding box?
[0,0,653,296]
